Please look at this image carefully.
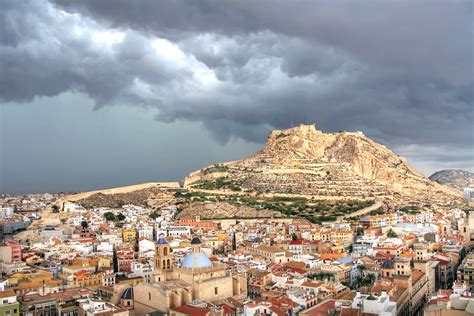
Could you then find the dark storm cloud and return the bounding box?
[1,0,473,170]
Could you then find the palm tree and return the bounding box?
[387,229,398,238]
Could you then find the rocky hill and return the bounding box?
[60,183,179,209]
[185,124,463,207]
[429,169,474,191]
[177,202,283,220]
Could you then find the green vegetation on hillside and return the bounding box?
[174,190,375,224]
[193,177,242,191]
[202,164,229,175]
[399,206,421,214]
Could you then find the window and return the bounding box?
[149,292,152,300]
[215,287,218,295]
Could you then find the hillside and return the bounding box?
[185,124,463,208]
[58,182,180,209]
[429,169,474,191]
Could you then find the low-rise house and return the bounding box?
[0,289,19,316]
[344,291,397,316]
[246,245,288,264]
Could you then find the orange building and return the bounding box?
[179,218,219,231]
[68,270,103,288]
[117,248,135,273]
[3,241,21,262]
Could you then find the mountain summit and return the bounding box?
[186,124,463,207]
[429,169,474,191]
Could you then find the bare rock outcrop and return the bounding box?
[185,124,463,207]
[429,169,474,191]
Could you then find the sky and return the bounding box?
[1,0,473,194]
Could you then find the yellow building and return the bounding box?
[8,270,61,295]
[122,228,138,243]
[8,270,52,287]
[62,258,96,275]
[68,270,103,288]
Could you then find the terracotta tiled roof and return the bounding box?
[301,299,335,316]
[0,290,16,298]
[301,281,324,288]
[340,307,360,316]
[269,305,286,316]
[412,269,425,285]
[170,305,210,316]
[285,261,306,270]
[319,253,345,260]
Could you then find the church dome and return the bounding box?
[181,252,212,269]
[120,287,133,300]
[190,237,202,245]
[156,237,168,244]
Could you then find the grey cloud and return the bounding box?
[50,0,473,82]
[1,0,473,174]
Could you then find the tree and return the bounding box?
[80,221,89,229]
[149,212,159,220]
[387,229,398,238]
[52,205,59,213]
[116,213,126,221]
[104,212,116,221]
[291,233,299,241]
[308,272,335,282]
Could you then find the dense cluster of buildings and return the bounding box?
[0,194,474,315]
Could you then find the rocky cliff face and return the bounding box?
[429,169,474,191]
[185,124,463,207]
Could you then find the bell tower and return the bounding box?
[153,234,173,282]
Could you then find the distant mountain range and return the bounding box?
[429,169,474,191]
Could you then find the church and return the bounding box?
[133,236,247,314]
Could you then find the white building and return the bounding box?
[138,225,154,240]
[464,187,474,201]
[130,261,153,284]
[244,302,276,316]
[288,288,318,310]
[156,226,191,238]
[96,242,113,254]
[102,269,116,286]
[138,238,156,257]
[350,292,396,316]
[0,207,14,217]
[63,202,81,213]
